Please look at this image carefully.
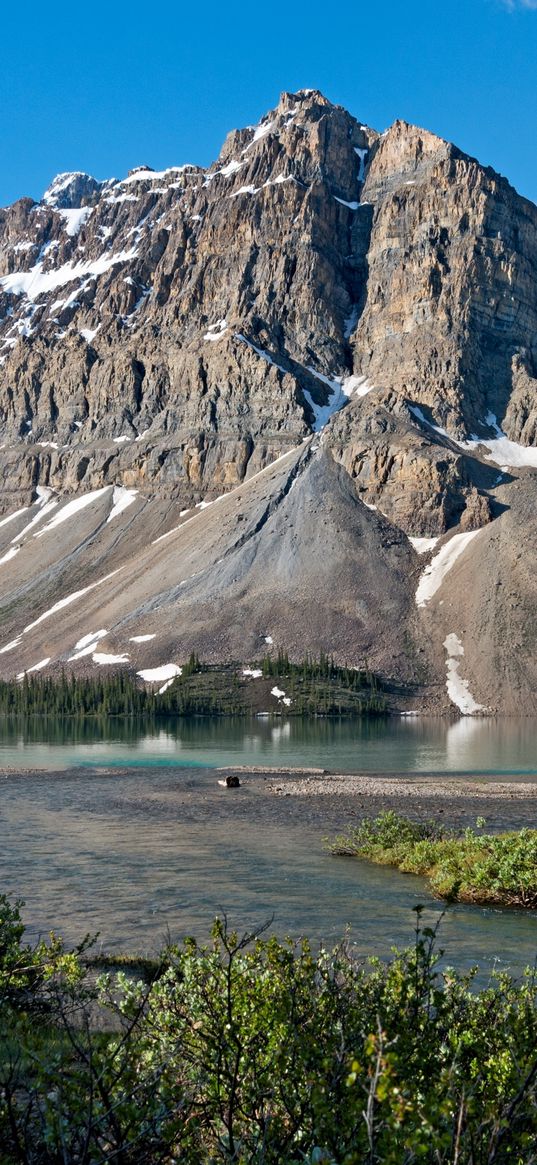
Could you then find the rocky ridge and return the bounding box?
[1,90,537,714]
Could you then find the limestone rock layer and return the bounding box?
[1,89,537,712]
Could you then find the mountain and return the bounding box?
[1,89,537,714]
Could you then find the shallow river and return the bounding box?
[1,717,536,979]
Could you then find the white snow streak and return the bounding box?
[1,247,138,302]
[137,664,182,682]
[16,658,51,679]
[119,165,193,185]
[303,372,373,432]
[129,634,156,643]
[408,536,440,555]
[36,488,109,535]
[230,185,259,198]
[415,530,481,608]
[462,412,537,470]
[271,685,292,706]
[203,318,228,341]
[443,633,486,715]
[12,498,59,540]
[107,487,138,523]
[243,668,262,679]
[74,629,108,650]
[68,630,108,661]
[57,207,93,237]
[218,159,244,177]
[0,505,31,530]
[354,147,368,182]
[244,120,274,150]
[235,333,373,432]
[0,546,20,566]
[24,569,121,633]
[0,638,22,654]
[409,405,537,471]
[93,651,130,665]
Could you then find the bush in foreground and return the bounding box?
[1,896,537,1162]
[329,811,537,908]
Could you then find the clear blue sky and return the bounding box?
[1,0,537,208]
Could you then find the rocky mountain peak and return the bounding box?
[42,171,107,209]
[1,93,537,712]
[0,93,536,529]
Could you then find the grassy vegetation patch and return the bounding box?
[328,811,537,908]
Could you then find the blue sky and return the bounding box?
[1,0,536,208]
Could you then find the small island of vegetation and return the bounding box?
[328,811,537,908]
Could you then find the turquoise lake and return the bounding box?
[1,716,536,979]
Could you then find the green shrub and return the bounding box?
[1,898,537,1162]
[329,812,537,908]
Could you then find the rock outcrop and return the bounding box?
[1,89,537,713]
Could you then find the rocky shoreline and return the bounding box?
[3,763,537,835]
[215,766,537,834]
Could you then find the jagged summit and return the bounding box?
[42,171,110,209]
[1,92,537,712]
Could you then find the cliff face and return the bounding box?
[0,92,375,509]
[2,88,535,531]
[1,90,537,713]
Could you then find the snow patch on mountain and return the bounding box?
[204,319,228,341]
[302,371,374,432]
[0,505,31,530]
[416,529,481,607]
[93,651,130,665]
[42,172,95,207]
[23,570,121,634]
[137,664,182,682]
[107,487,138,523]
[57,207,93,237]
[408,536,440,555]
[443,633,486,715]
[0,546,20,566]
[69,630,108,661]
[0,248,139,303]
[354,147,368,181]
[409,405,537,470]
[235,334,373,431]
[0,638,22,655]
[462,412,537,469]
[17,657,51,679]
[36,488,109,535]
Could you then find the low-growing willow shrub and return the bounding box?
[1,895,537,1162]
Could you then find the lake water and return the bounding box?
[2,713,537,773]
[1,716,537,979]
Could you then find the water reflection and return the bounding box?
[2,714,537,773]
